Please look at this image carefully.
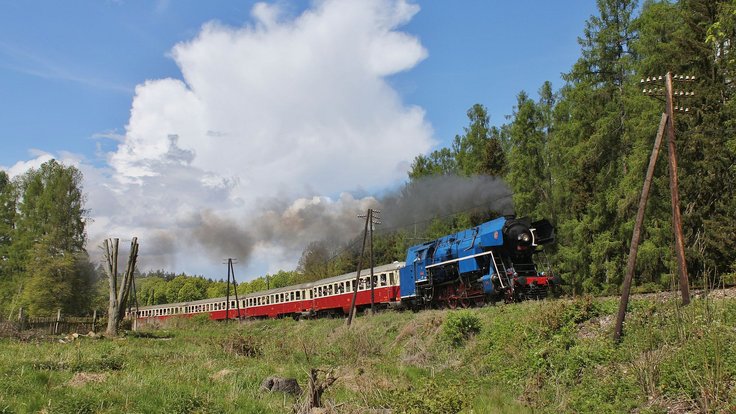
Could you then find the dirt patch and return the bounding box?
[68,372,108,387]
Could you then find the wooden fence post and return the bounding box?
[54,309,61,335]
[92,309,97,332]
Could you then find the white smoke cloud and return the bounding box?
[92,0,433,278]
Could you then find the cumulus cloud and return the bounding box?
[109,0,432,198]
[92,0,433,277]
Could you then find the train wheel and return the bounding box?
[448,298,458,309]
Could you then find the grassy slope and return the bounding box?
[0,293,735,414]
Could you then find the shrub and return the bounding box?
[442,310,481,347]
[220,333,262,357]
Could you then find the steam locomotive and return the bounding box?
[133,215,558,321]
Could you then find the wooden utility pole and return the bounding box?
[638,73,695,307]
[664,72,691,305]
[614,113,668,341]
[223,258,243,322]
[346,211,370,326]
[361,209,381,313]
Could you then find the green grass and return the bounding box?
[0,293,734,413]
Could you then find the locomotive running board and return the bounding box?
[425,250,495,269]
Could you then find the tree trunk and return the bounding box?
[104,237,138,337]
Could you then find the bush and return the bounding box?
[221,333,262,357]
[442,310,481,347]
[385,377,471,414]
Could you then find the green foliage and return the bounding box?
[442,309,481,347]
[0,160,97,317]
[408,104,507,181]
[385,377,471,414]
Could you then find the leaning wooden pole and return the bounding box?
[346,213,370,327]
[664,72,690,305]
[614,113,668,342]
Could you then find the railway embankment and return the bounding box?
[0,290,734,413]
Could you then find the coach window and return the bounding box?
[289,292,293,301]
[381,274,387,286]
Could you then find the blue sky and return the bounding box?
[0,0,599,280]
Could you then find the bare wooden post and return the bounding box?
[664,72,690,305]
[92,309,97,332]
[54,309,61,335]
[614,113,668,342]
[306,368,337,409]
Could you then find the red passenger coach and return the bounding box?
[133,262,404,322]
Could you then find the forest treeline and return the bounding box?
[2,0,735,314]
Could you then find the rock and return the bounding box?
[260,376,302,395]
[71,333,80,339]
[87,331,96,338]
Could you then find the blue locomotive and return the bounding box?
[399,216,558,307]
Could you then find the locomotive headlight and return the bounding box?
[519,233,531,243]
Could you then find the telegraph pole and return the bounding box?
[615,74,696,341]
[223,258,243,321]
[664,72,692,306]
[360,209,381,313]
[346,210,370,327]
[640,73,695,304]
